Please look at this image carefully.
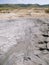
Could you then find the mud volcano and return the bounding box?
[0,18,49,65]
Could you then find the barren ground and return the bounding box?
[0,9,49,65]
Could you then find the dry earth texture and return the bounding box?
[0,8,49,19]
[0,8,49,65]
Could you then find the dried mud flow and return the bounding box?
[0,18,49,65]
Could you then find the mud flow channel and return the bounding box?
[0,18,49,65]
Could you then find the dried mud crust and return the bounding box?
[0,18,49,65]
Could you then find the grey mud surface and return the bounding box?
[0,18,49,65]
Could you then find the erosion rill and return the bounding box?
[0,18,49,65]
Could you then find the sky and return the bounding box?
[0,0,49,5]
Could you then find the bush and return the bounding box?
[45,9,49,13]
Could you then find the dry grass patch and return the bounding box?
[45,8,49,13]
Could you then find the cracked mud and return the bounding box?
[0,18,49,65]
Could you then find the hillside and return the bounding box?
[0,4,49,8]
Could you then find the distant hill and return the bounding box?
[40,4,49,8]
[0,4,49,8]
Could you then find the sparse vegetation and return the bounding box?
[0,4,49,14]
[45,9,49,13]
